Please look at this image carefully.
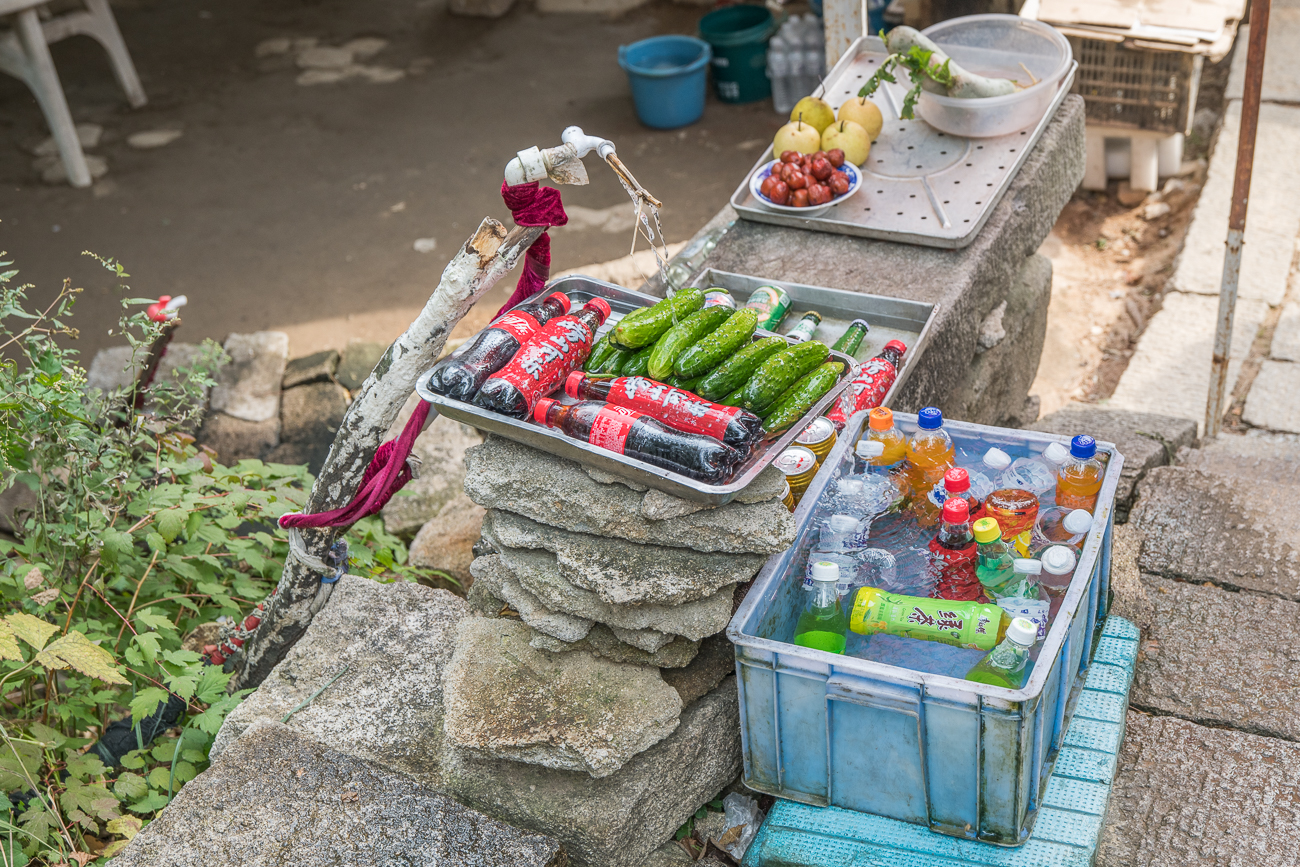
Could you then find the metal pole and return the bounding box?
[1206,0,1272,437]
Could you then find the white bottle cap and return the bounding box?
[838,479,864,496]
[809,560,840,583]
[855,440,885,459]
[983,447,1012,470]
[828,515,858,533]
[1041,546,1077,575]
[1007,617,1038,647]
[1062,509,1093,535]
[1042,442,1069,465]
[1013,558,1042,575]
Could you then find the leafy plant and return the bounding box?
[858,40,954,120]
[0,253,414,864]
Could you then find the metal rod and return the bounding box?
[1206,0,1271,437]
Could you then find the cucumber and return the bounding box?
[585,335,616,372]
[647,306,732,381]
[695,335,787,401]
[613,288,704,348]
[673,308,759,379]
[598,345,635,375]
[620,344,655,377]
[761,362,845,434]
[737,341,830,415]
[666,373,704,392]
[716,387,745,407]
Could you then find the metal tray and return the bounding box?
[690,269,937,406]
[729,35,1078,249]
[416,275,856,505]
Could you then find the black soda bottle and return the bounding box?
[426,291,571,401]
[533,398,741,484]
[473,298,611,418]
[564,372,764,454]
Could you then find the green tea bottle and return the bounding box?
[966,617,1038,689]
[849,587,1009,651]
[793,560,849,654]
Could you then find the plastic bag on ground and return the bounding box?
[715,792,764,860]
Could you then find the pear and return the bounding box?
[773,117,822,157]
[837,97,883,142]
[790,96,835,133]
[821,120,871,166]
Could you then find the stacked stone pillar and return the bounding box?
[438,434,795,866]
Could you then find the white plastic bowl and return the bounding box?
[749,158,863,218]
[917,14,1072,138]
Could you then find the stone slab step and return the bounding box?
[1096,712,1300,866]
[1178,431,1300,484]
[1029,403,1197,520]
[1133,575,1300,742]
[1131,465,1300,599]
[739,618,1140,867]
[112,720,563,867]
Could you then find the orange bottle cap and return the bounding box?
[868,407,894,431]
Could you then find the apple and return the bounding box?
[773,119,821,157]
[837,97,883,142]
[790,96,835,133]
[821,120,871,167]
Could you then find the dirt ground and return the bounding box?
[0,0,781,359]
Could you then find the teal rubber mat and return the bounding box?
[742,616,1139,867]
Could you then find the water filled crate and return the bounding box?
[726,410,1124,845]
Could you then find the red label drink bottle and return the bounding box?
[826,340,906,430]
[565,372,764,453]
[473,298,611,418]
[916,466,985,528]
[929,498,982,601]
[533,398,741,484]
[427,291,571,401]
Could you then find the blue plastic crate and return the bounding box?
[740,616,1140,866]
[726,411,1125,845]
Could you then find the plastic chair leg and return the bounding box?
[14,8,91,187]
[78,0,146,107]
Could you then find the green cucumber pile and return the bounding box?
[583,289,843,435]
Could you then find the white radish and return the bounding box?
[885,26,1019,99]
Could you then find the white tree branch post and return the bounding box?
[231,218,546,690]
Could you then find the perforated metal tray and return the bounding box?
[416,275,855,505]
[730,35,1077,249]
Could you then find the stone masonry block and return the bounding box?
[208,331,288,422]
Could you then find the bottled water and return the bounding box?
[819,514,867,553]
[966,617,1038,688]
[969,447,1012,501]
[998,442,1068,498]
[767,36,795,115]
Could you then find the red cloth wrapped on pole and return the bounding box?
[494,180,569,317]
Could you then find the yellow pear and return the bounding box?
[790,96,835,134]
[837,97,883,142]
[773,118,822,156]
[821,120,871,166]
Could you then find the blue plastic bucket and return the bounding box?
[617,35,712,130]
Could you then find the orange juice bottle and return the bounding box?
[1055,435,1104,512]
[858,407,907,471]
[904,407,955,502]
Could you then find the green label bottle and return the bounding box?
[966,617,1038,689]
[831,318,870,356]
[849,587,1008,651]
[794,560,849,654]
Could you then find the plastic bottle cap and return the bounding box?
[1062,509,1093,535]
[868,407,894,431]
[941,498,969,523]
[1042,442,1069,465]
[883,339,907,355]
[972,517,1002,543]
[1013,558,1042,575]
[856,440,885,459]
[809,560,840,583]
[1040,546,1077,575]
[828,515,858,532]
[917,407,943,430]
[943,467,970,493]
[839,479,864,496]
[1007,617,1038,647]
[564,371,585,398]
[983,447,1012,470]
[533,398,557,425]
[1070,434,1097,460]
[585,297,613,322]
[546,292,572,313]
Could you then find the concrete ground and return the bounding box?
[0,0,778,359]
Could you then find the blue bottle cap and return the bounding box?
[1071,434,1097,459]
[917,407,943,430]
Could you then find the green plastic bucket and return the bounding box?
[698,5,777,104]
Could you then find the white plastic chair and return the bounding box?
[0,0,146,187]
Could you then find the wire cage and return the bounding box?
[1068,36,1202,134]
